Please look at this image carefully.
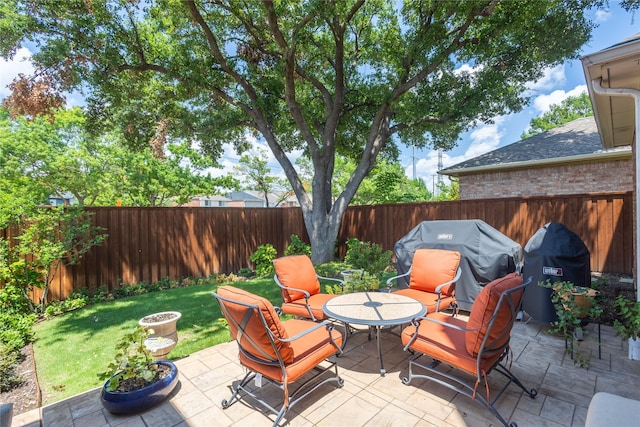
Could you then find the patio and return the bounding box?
[11,318,640,427]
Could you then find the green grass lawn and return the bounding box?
[33,277,281,405]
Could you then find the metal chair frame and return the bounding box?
[213,291,344,427]
[401,276,537,427]
[274,273,344,321]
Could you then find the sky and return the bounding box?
[1,3,638,192]
[409,3,640,192]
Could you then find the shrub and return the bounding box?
[238,267,254,278]
[344,238,392,275]
[0,343,22,393]
[250,243,277,277]
[284,234,311,257]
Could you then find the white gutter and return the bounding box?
[591,78,640,304]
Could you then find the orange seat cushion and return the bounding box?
[409,249,460,295]
[400,312,502,376]
[394,288,454,313]
[274,255,321,303]
[216,285,294,364]
[465,273,523,358]
[280,293,335,319]
[239,318,343,383]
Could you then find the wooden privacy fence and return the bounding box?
[8,192,633,302]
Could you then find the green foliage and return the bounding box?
[521,92,593,139]
[0,310,36,391]
[44,291,90,318]
[238,267,254,278]
[233,147,279,207]
[613,296,640,341]
[284,234,311,257]
[97,326,156,392]
[0,343,21,393]
[0,1,603,264]
[541,280,602,368]
[0,106,238,208]
[314,261,349,278]
[0,206,108,312]
[0,311,36,353]
[249,244,277,277]
[344,238,392,275]
[326,269,379,294]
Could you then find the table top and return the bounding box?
[322,292,426,326]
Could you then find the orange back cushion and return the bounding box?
[409,249,461,295]
[465,273,524,357]
[274,255,320,302]
[216,285,294,363]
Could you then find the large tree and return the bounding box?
[1,0,612,263]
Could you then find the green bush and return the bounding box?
[344,238,392,275]
[284,234,311,257]
[0,343,21,392]
[249,243,277,277]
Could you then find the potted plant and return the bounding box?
[542,280,602,368]
[139,311,181,359]
[613,295,640,360]
[98,325,179,414]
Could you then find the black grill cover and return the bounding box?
[394,220,522,310]
[522,222,591,323]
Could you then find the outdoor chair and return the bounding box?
[400,273,536,427]
[386,248,462,313]
[274,255,344,321]
[213,285,344,427]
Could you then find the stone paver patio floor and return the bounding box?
[11,318,640,427]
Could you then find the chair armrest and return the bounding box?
[317,275,344,285]
[434,266,462,295]
[274,275,311,299]
[386,270,411,289]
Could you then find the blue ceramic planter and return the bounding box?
[100,360,179,414]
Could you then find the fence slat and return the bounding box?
[2,192,630,301]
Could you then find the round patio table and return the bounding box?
[323,291,425,376]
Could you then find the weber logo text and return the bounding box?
[543,267,563,276]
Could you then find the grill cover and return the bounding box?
[394,220,522,310]
[522,222,591,323]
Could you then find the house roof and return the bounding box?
[440,117,631,176]
[226,191,263,202]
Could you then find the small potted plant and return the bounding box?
[98,325,179,414]
[613,295,640,360]
[542,280,602,368]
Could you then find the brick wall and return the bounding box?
[459,158,633,199]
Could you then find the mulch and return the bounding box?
[0,343,41,416]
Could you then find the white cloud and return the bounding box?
[532,84,587,113]
[526,65,566,92]
[408,117,506,188]
[0,47,35,99]
[595,9,611,22]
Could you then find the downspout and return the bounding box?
[591,78,640,305]
[591,79,640,360]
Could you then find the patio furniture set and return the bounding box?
[212,250,538,427]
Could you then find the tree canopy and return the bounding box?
[0,106,237,208]
[1,0,615,262]
[521,92,593,139]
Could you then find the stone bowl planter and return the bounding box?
[139,311,182,359]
